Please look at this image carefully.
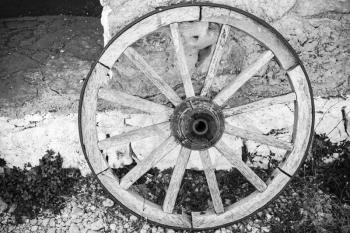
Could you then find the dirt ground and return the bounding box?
[0,16,103,118]
[0,0,101,18]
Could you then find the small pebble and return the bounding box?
[102,198,114,207]
[123,223,129,229]
[68,223,80,233]
[110,223,117,231]
[266,213,272,220]
[30,218,37,225]
[71,206,84,218]
[129,215,137,222]
[90,219,104,231]
[49,218,56,227]
[45,227,54,232]
[8,204,17,214]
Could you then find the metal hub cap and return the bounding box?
[171,97,225,150]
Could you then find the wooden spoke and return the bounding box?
[120,136,179,189]
[170,23,195,97]
[124,47,182,106]
[99,88,173,115]
[163,147,191,213]
[224,122,293,151]
[98,122,170,150]
[215,140,267,192]
[201,24,230,96]
[200,150,224,214]
[223,93,296,117]
[213,51,274,106]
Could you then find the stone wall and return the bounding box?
[100,0,350,97]
[0,0,349,174]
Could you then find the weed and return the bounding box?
[0,150,81,222]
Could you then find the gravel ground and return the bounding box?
[0,175,273,233]
[1,170,348,233]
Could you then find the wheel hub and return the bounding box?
[171,97,225,150]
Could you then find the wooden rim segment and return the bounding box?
[280,66,313,175]
[79,3,314,230]
[200,6,297,70]
[81,63,110,175]
[98,168,192,228]
[99,6,200,67]
[191,169,290,228]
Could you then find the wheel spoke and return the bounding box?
[223,93,296,117]
[98,121,170,150]
[162,147,191,213]
[99,88,173,115]
[213,51,274,106]
[201,24,230,96]
[119,136,179,189]
[124,47,182,106]
[170,23,195,98]
[200,150,224,214]
[215,139,267,192]
[224,122,293,151]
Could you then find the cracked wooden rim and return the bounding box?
[79,3,314,230]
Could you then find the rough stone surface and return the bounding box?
[273,13,350,97]
[100,0,297,42]
[294,0,350,16]
[0,16,103,118]
[0,0,349,173]
[99,0,350,100]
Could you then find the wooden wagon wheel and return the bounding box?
[79,2,314,230]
